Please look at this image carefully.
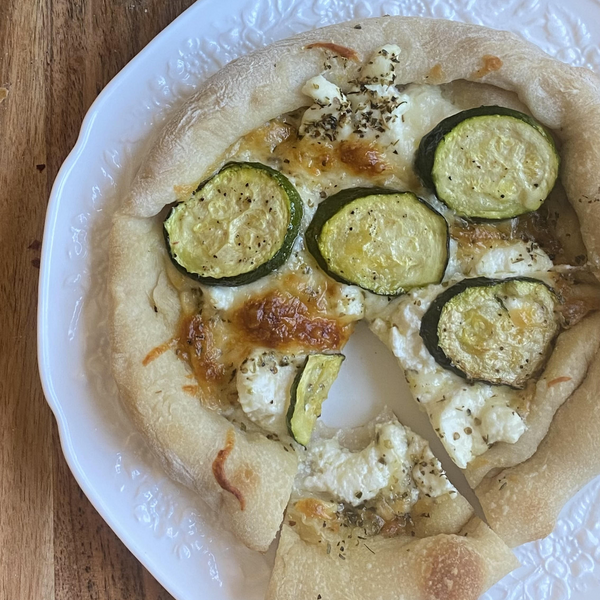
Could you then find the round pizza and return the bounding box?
[109,16,600,599]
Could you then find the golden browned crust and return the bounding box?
[266,517,518,600]
[212,429,245,511]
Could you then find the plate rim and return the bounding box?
[37,2,215,598]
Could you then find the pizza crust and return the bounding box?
[266,517,519,600]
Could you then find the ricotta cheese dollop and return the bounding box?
[302,420,455,506]
[300,45,458,156]
[236,349,306,436]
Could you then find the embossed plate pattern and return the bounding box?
[38,0,600,599]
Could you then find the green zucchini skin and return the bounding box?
[415,106,559,220]
[286,353,345,447]
[420,276,558,388]
[164,162,303,287]
[305,187,449,296]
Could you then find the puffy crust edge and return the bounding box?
[266,517,519,600]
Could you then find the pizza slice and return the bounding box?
[267,412,518,600]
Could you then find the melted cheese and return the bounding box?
[464,239,554,277]
[298,46,459,190]
[236,349,305,436]
[301,420,455,506]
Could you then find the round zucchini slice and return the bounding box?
[420,277,560,388]
[164,162,303,286]
[415,106,559,220]
[287,353,345,447]
[305,188,449,296]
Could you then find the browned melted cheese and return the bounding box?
[274,134,389,178]
[472,54,503,79]
[233,289,350,351]
[177,313,227,383]
[242,120,295,153]
[212,429,245,510]
[239,116,390,180]
[294,498,336,521]
[338,140,389,175]
[305,42,359,61]
[450,222,510,250]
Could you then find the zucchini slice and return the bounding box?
[420,277,559,388]
[305,188,448,296]
[415,106,559,220]
[287,354,345,446]
[164,162,303,286]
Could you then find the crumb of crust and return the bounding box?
[212,429,246,510]
[472,55,503,79]
[0,87,7,103]
[305,42,359,61]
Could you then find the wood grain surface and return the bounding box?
[0,1,197,598]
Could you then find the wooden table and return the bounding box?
[0,1,198,597]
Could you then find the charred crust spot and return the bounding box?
[305,42,359,61]
[420,537,485,600]
[472,55,503,79]
[212,429,246,511]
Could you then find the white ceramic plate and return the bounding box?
[38,0,600,598]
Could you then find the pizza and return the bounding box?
[108,15,600,598]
